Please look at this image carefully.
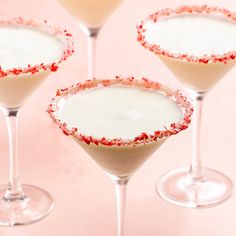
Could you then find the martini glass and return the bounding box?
[48,76,193,236]
[0,18,73,226]
[58,0,124,79]
[137,5,236,208]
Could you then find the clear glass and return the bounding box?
[80,26,100,79]
[47,77,193,235]
[111,176,129,236]
[157,91,233,208]
[0,108,53,226]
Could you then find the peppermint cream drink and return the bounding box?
[138,6,236,208]
[48,77,192,236]
[140,10,236,92]
[0,18,73,226]
[49,78,192,177]
[0,23,67,109]
[58,0,123,28]
[59,85,181,176]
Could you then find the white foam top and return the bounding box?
[0,26,64,70]
[58,85,183,139]
[145,14,236,56]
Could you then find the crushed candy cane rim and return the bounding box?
[47,76,193,147]
[0,17,74,78]
[137,5,236,64]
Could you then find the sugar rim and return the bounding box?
[47,76,193,147]
[137,5,236,64]
[0,17,74,77]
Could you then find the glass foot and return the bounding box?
[0,184,54,226]
[156,167,233,208]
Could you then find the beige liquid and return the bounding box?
[58,85,182,177]
[79,139,166,178]
[0,25,64,109]
[159,55,236,92]
[145,14,236,92]
[58,0,123,28]
[0,71,49,109]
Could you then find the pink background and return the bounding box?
[0,0,236,235]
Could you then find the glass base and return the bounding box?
[156,167,233,208]
[0,184,54,226]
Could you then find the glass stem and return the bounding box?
[113,178,129,236]
[4,110,25,201]
[80,25,100,79]
[189,98,204,180]
[88,34,97,79]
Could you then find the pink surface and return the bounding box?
[0,0,236,235]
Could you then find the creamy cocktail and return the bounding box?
[57,0,124,79]
[142,11,236,92]
[138,5,236,208]
[59,0,123,28]
[57,82,183,176]
[0,22,69,108]
[48,77,192,236]
[0,18,73,226]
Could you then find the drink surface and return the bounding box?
[0,26,64,70]
[58,85,183,140]
[141,13,236,92]
[58,0,123,28]
[145,14,236,57]
[0,24,67,109]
